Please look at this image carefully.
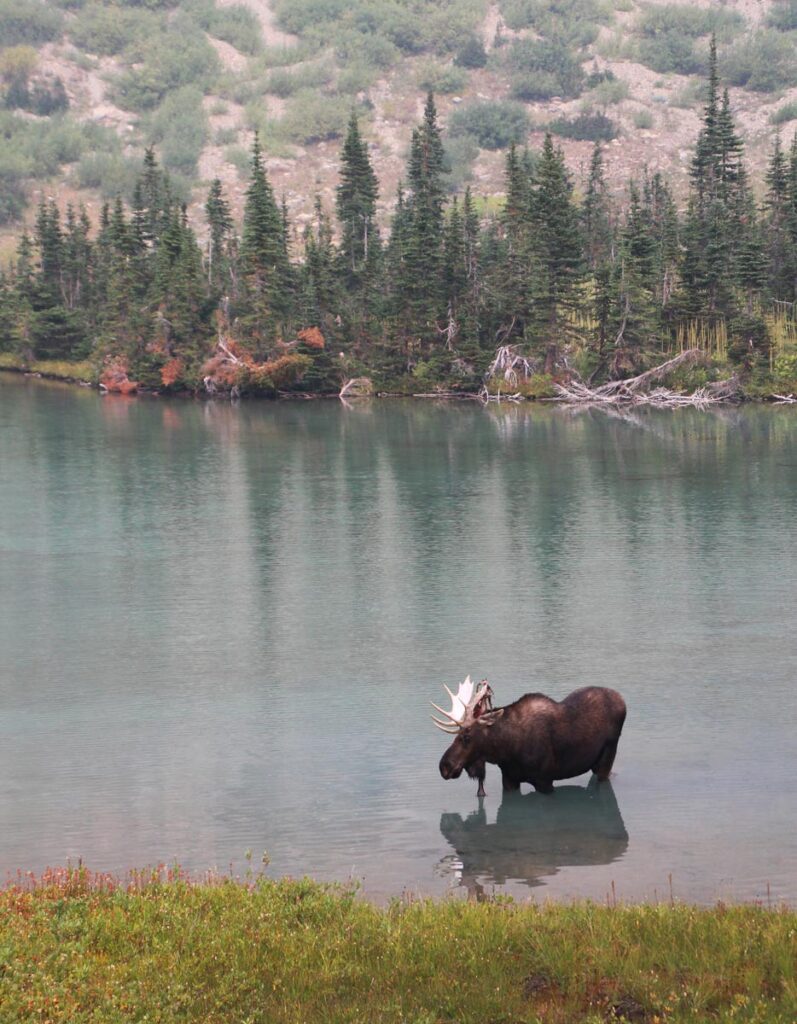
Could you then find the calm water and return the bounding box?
[1,373,796,904]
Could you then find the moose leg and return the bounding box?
[592,739,619,781]
[466,759,487,797]
[501,769,521,792]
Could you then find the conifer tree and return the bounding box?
[336,112,379,283]
[402,93,447,348]
[764,134,794,300]
[582,144,614,271]
[205,178,234,295]
[240,133,293,350]
[531,134,583,371]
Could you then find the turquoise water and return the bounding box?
[1,372,796,902]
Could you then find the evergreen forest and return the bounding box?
[3,44,797,400]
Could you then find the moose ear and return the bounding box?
[481,708,504,726]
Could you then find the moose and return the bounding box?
[431,677,626,796]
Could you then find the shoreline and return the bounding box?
[2,868,795,1023]
[2,360,795,406]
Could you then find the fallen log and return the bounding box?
[551,350,742,407]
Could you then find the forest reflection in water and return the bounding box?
[1,375,796,902]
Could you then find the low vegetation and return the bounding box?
[448,99,530,149]
[0,867,795,1024]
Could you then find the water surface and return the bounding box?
[1,373,795,903]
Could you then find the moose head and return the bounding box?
[431,676,499,796]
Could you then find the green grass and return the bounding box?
[0,866,795,1023]
[0,353,96,381]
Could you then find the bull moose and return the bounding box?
[431,677,626,796]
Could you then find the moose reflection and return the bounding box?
[438,778,628,896]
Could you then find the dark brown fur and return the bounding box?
[439,686,626,795]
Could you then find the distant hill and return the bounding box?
[2,0,797,249]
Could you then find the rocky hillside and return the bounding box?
[2,0,797,252]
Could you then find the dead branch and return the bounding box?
[478,384,523,404]
[485,345,536,388]
[772,393,797,404]
[339,377,374,399]
[549,349,742,408]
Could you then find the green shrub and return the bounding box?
[336,61,377,94]
[224,144,251,174]
[279,89,350,143]
[768,0,797,30]
[265,61,334,97]
[771,101,797,125]
[589,77,628,105]
[74,151,141,197]
[333,30,399,68]
[723,31,797,92]
[448,100,529,149]
[637,4,743,41]
[146,86,208,176]
[548,111,617,141]
[633,109,653,129]
[112,15,220,110]
[637,34,701,75]
[501,0,610,36]
[635,4,743,75]
[273,0,482,66]
[511,70,560,101]
[505,38,585,100]
[264,68,299,98]
[416,61,468,95]
[585,66,615,88]
[70,3,159,56]
[454,36,487,69]
[671,78,706,109]
[214,125,238,145]
[0,0,63,45]
[206,4,263,55]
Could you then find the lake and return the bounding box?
[1,372,796,904]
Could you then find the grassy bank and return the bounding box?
[0,869,795,1023]
[0,353,96,385]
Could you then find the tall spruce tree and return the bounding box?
[205,178,234,295]
[240,133,293,351]
[402,93,447,349]
[336,112,379,284]
[531,133,583,371]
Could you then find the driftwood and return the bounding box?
[772,393,797,404]
[477,384,523,404]
[485,345,535,389]
[552,349,742,408]
[339,377,374,399]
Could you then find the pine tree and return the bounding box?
[336,111,379,283]
[582,143,614,271]
[531,133,583,371]
[240,132,293,351]
[402,93,447,349]
[205,178,234,295]
[764,134,794,300]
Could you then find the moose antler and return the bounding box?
[431,676,493,733]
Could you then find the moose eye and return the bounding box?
[460,732,471,746]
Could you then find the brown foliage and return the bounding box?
[200,339,311,395]
[100,359,138,395]
[160,358,183,388]
[297,326,325,350]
